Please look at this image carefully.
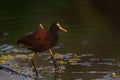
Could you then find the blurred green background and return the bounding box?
[0,0,120,57]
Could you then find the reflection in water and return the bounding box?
[0,0,120,80]
[0,44,120,80]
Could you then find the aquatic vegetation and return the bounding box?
[1,54,5,60]
[0,60,5,64]
[29,53,35,59]
[21,54,27,61]
[1,44,120,80]
[73,53,79,58]
[58,60,66,65]
[68,58,75,63]
[7,54,14,60]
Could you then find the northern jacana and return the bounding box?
[17,22,67,76]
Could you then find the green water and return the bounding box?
[0,0,120,80]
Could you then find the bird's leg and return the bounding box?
[49,49,58,69]
[49,49,59,80]
[31,52,38,76]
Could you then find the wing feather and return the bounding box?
[17,28,49,48]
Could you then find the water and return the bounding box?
[0,44,120,80]
[0,0,120,80]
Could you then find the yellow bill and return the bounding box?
[56,23,68,32]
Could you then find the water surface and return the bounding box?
[0,0,120,80]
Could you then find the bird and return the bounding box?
[17,22,67,76]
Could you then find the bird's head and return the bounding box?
[50,22,67,32]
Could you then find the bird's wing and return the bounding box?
[17,28,50,48]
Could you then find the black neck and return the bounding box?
[49,30,59,47]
